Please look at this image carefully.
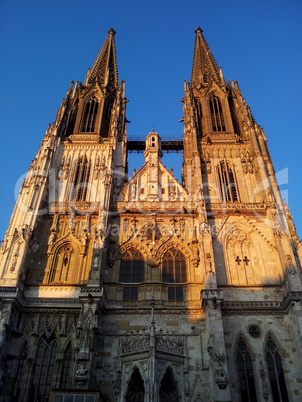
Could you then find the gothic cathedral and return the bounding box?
[0,28,301,402]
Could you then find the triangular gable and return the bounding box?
[117,160,187,203]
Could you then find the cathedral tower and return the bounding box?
[0,28,301,402]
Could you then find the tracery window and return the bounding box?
[119,249,144,301]
[162,248,187,301]
[81,98,99,133]
[195,100,203,139]
[48,244,76,284]
[236,337,257,401]
[266,335,289,402]
[31,335,57,401]
[60,342,72,389]
[71,157,90,202]
[217,161,238,202]
[209,95,226,132]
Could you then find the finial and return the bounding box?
[152,126,155,132]
[108,27,116,35]
[194,26,203,34]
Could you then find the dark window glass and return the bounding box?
[218,161,238,202]
[123,287,138,301]
[209,96,225,132]
[236,337,257,402]
[81,99,99,133]
[119,249,144,301]
[248,325,261,339]
[71,157,90,202]
[162,249,186,284]
[167,286,184,301]
[31,335,57,401]
[266,335,289,402]
[61,342,72,389]
[119,249,144,283]
[13,343,28,400]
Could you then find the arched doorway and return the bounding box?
[125,367,144,402]
[159,367,180,402]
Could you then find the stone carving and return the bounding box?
[215,366,228,390]
[93,254,100,271]
[169,181,177,200]
[156,333,184,354]
[260,358,269,400]
[30,313,39,336]
[266,189,276,208]
[69,207,76,232]
[130,182,137,200]
[206,253,213,274]
[120,330,184,355]
[121,331,150,354]
[57,313,67,336]
[286,254,296,275]
[10,256,17,273]
[214,352,225,364]
[75,366,88,386]
[94,157,101,180]
[242,159,248,174]
[107,247,115,267]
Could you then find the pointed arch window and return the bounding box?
[195,100,203,138]
[60,342,72,389]
[119,248,144,301]
[48,243,77,284]
[31,335,57,401]
[218,161,238,202]
[66,100,78,136]
[236,337,257,401]
[162,248,187,283]
[266,335,289,402]
[162,248,187,301]
[71,157,90,202]
[81,98,99,133]
[209,95,226,132]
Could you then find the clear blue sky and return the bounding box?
[0,0,301,239]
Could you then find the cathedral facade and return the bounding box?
[0,27,301,402]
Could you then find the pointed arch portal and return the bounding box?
[125,367,144,402]
[159,367,180,402]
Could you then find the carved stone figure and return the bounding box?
[215,366,228,389]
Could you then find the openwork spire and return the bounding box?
[85,28,118,91]
[191,27,223,87]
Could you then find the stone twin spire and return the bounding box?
[85,27,222,91]
[191,26,224,87]
[85,27,118,91]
